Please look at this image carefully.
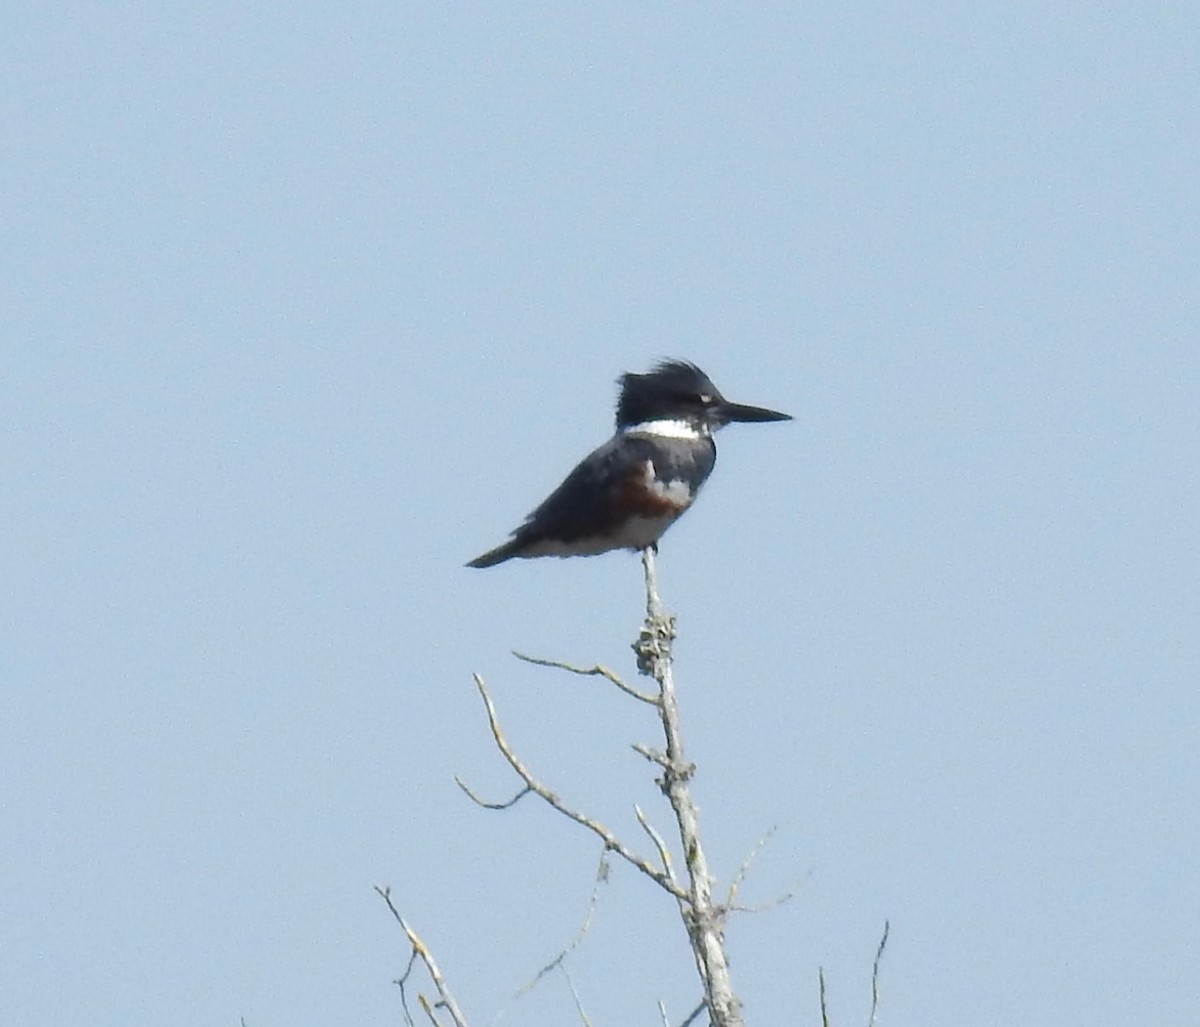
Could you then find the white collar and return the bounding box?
[621,418,706,440]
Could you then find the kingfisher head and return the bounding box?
[615,359,792,437]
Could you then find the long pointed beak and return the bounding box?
[718,400,792,424]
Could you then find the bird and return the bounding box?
[467,360,791,568]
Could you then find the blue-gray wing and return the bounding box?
[467,434,716,567]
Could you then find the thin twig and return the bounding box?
[819,967,830,1027]
[631,742,669,769]
[726,890,799,915]
[397,947,421,1026]
[560,965,594,1026]
[722,827,803,914]
[634,804,678,888]
[515,850,609,997]
[679,1000,707,1027]
[454,777,532,810]
[417,994,442,1026]
[376,886,470,1027]
[726,826,775,908]
[468,673,687,901]
[868,920,890,1027]
[512,651,659,705]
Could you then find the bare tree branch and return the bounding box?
[512,650,659,704]
[375,886,469,1027]
[397,493,855,1027]
[515,850,609,998]
[633,546,744,1027]
[417,994,444,1027]
[466,672,688,901]
[561,964,594,1026]
[722,826,805,915]
[726,826,775,909]
[451,547,796,1024]
[815,922,890,1027]
[634,803,679,889]
[631,741,670,769]
[454,776,532,810]
[727,890,799,916]
[869,920,890,1027]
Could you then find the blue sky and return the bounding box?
[3,3,1197,1025]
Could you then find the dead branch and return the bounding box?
[375,886,469,1027]
[723,826,804,914]
[634,546,744,1027]
[453,777,532,810]
[516,849,609,997]
[512,650,658,705]
[726,826,775,909]
[451,547,766,1024]
[816,921,890,1027]
[631,741,670,769]
[464,672,687,902]
[561,964,594,1026]
[869,920,890,1027]
[633,804,679,889]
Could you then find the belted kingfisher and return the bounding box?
[467,360,791,568]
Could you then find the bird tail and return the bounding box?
[466,539,521,569]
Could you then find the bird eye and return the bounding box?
[698,394,713,404]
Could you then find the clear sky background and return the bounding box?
[3,3,1197,1025]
